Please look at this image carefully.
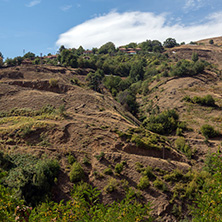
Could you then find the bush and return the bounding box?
[34,159,60,192]
[143,109,179,135]
[164,169,184,182]
[135,162,144,172]
[141,166,156,180]
[170,60,205,77]
[137,176,150,190]
[49,78,58,87]
[114,162,124,174]
[183,95,216,107]
[70,162,84,183]
[104,167,113,175]
[153,179,167,191]
[200,124,219,139]
[94,152,105,161]
[104,178,118,193]
[67,154,76,165]
[117,89,138,115]
[191,152,222,221]
[175,137,192,159]
[1,153,60,206]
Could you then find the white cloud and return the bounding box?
[60,5,72,11]
[26,0,41,7]
[56,11,222,49]
[184,0,204,11]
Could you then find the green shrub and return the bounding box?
[135,162,144,172]
[200,124,219,139]
[34,159,60,192]
[176,127,183,136]
[114,162,124,174]
[1,153,60,206]
[70,162,84,183]
[170,59,205,77]
[82,156,90,165]
[175,137,192,159]
[28,184,153,221]
[204,151,222,175]
[94,152,105,161]
[164,169,184,182]
[0,184,24,221]
[191,152,222,221]
[137,176,150,190]
[182,95,192,103]
[49,78,58,87]
[143,109,179,135]
[153,179,167,191]
[104,178,118,193]
[67,154,76,165]
[104,167,113,175]
[141,166,156,180]
[183,95,216,107]
[70,77,80,86]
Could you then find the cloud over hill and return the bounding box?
[56,11,222,49]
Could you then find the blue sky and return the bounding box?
[1,0,222,58]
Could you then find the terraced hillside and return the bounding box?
[1,37,222,221]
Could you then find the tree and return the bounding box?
[59,45,66,53]
[192,52,199,62]
[126,42,138,49]
[98,42,116,54]
[86,69,104,92]
[129,60,145,82]
[24,52,35,59]
[117,89,138,115]
[77,46,84,55]
[0,52,3,67]
[152,40,164,52]
[163,38,179,48]
[57,49,78,68]
[0,51,3,59]
[209,39,214,45]
[103,75,122,96]
[139,40,163,52]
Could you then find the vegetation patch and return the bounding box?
[153,179,167,191]
[143,109,179,135]
[137,175,150,190]
[175,137,192,159]
[117,127,168,150]
[104,178,119,193]
[183,94,217,107]
[70,162,85,183]
[200,124,220,139]
[0,152,60,206]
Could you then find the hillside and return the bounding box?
[1,37,222,221]
[167,37,222,69]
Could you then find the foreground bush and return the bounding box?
[192,152,222,221]
[30,183,153,221]
[1,153,60,206]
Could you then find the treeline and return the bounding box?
[0,37,181,68]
